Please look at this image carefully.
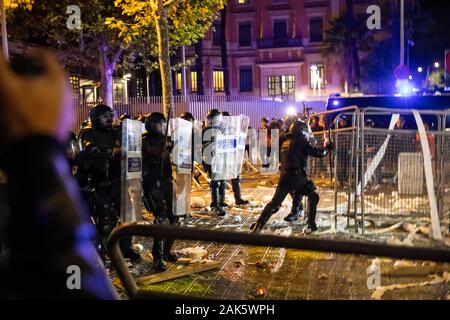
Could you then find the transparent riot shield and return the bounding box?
[170,118,193,216]
[120,119,143,223]
[232,115,250,177]
[259,128,280,175]
[209,116,245,181]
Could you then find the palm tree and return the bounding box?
[323,11,372,93]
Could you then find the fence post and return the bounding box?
[360,110,365,235]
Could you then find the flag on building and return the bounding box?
[259,11,264,39]
[292,10,297,39]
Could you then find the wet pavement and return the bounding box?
[110,175,450,300]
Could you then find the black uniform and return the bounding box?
[142,129,177,265]
[75,125,123,258]
[252,123,332,233]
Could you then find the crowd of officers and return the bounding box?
[67,104,334,272]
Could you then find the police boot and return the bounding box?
[210,181,220,208]
[152,239,167,272]
[250,204,277,233]
[120,237,141,262]
[304,191,319,234]
[163,238,178,262]
[284,196,304,222]
[218,181,230,208]
[232,178,249,206]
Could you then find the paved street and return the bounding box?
[111,176,450,300]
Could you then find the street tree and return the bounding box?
[109,0,224,114]
[7,0,139,107]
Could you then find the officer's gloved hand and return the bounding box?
[325,141,334,151]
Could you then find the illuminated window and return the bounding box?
[237,0,251,4]
[114,82,124,103]
[213,69,224,92]
[268,75,295,97]
[309,64,325,89]
[69,76,80,96]
[191,71,198,93]
[176,72,182,94]
[136,78,145,97]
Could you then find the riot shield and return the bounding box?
[209,116,248,181]
[120,119,143,223]
[259,128,280,175]
[233,115,250,177]
[170,118,193,216]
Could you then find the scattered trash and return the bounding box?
[233,215,242,223]
[255,261,269,269]
[371,273,450,300]
[191,197,206,208]
[249,201,263,207]
[133,243,144,253]
[175,246,208,260]
[318,273,329,280]
[234,260,245,267]
[254,287,267,297]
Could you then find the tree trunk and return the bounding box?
[220,6,230,96]
[195,39,204,95]
[99,41,115,108]
[155,0,173,115]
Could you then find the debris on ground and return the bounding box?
[371,272,450,300]
[255,261,269,270]
[254,287,267,297]
[191,197,206,208]
[133,243,144,253]
[318,273,329,280]
[175,246,208,260]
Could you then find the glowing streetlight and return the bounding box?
[434,62,440,68]
[417,67,423,73]
[286,106,296,116]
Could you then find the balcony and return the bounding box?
[257,38,303,49]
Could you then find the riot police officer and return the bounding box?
[202,109,226,217]
[251,120,333,234]
[76,104,141,261]
[142,112,178,272]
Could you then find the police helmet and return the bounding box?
[145,112,166,132]
[180,112,195,122]
[206,109,222,126]
[289,120,311,137]
[119,113,132,122]
[89,104,113,128]
[206,109,221,120]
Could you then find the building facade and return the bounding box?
[179,0,347,100]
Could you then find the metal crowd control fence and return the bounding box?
[307,107,450,236]
[108,224,450,300]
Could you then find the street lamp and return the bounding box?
[417,67,423,73]
[434,62,440,69]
